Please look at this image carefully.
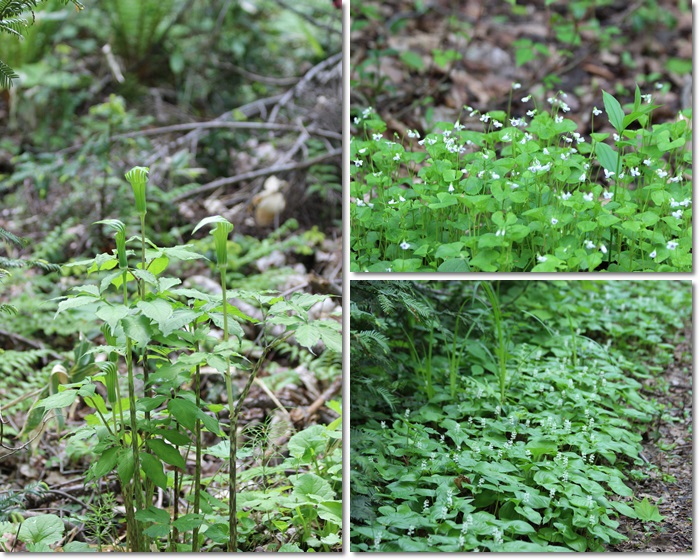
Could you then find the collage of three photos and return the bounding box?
[0,0,692,553]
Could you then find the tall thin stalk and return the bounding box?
[191,323,202,552]
[482,282,507,405]
[192,216,236,550]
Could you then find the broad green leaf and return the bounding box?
[610,499,637,518]
[317,501,342,525]
[288,424,326,461]
[135,506,171,524]
[634,497,664,522]
[55,295,99,317]
[602,90,625,132]
[294,324,323,350]
[172,513,205,532]
[291,473,335,503]
[595,142,619,173]
[38,390,78,410]
[147,438,186,470]
[140,452,168,490]
[88,446,120,480]
[437,258,469,272]
[121,314,153,347]
[18,514,64,546]
[137,299,173,328]
[95,303,130,333]
[607,476,634,497]
[168,398,198,432]
[117,448,135,484]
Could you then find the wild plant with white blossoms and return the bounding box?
[350,85,691,272]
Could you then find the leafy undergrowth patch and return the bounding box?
[350,280,691,552]
[350,89,691,272]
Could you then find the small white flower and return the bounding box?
[630,167,640,177]
[454,120,464,131]
[537,255,547,263]
[353,116,360,125]
[555,115,563,124]
[400,241,410,250]
[667,240,679,250]
[543,147,549,155]
[600,244,607,254]
[561,192,572,200]
[584,240,595,250]
[613,133,620,141]
[480,114,491,123]
[491,172,500,179]
[603,191,613,200]
[521,95,532,102]
[448,183,454,193]
[649,250,657,259]
[579,173,587,182]
[642,93,652,103]
[655,82,663,90]
[656,169,668,178]
[388,199,396,205]
[372,133,382,141]
[592,107,602,116]
[672,210,683,219]
[583,192,594,202]
[551,217,559,225]
[604,169,616,180]
[354,159,363,167]
[643,158,652,166]
[356,200,365,207]
[393,153,401,161]
[512,82,522,90]
[492,120,503,128]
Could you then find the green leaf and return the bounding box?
[171,513,204,532]
[437,258,469,272]
[95,303,130,333]
[117,448,135,484]
[288,424,326,462]
[137,299,173,329]
[168,398,198,432]
[121,314,153,347]
[291,473,335,503]
[140,452,168,490]
[400,50,425,71]
[634,497,664,522]
[595,142,619,173]
[135,506,170,525]
[610,499,637,518]
[607,477,634,497]
[55,295,99,317]
[38,389,78,410]
[602,90,625,132]
[147,439,186,470]
[294,324,323,350]
[17,514,64,546]
[317,501,342,525]
[87,446,120,480]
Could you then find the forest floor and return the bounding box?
[610,321,693,552]
[351,0,691,136]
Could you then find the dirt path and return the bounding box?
[610,322,692,552]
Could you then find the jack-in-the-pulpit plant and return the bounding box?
[350,86,691,272]
[32,166,342,552]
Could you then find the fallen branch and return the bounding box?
[171,148,341,202]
